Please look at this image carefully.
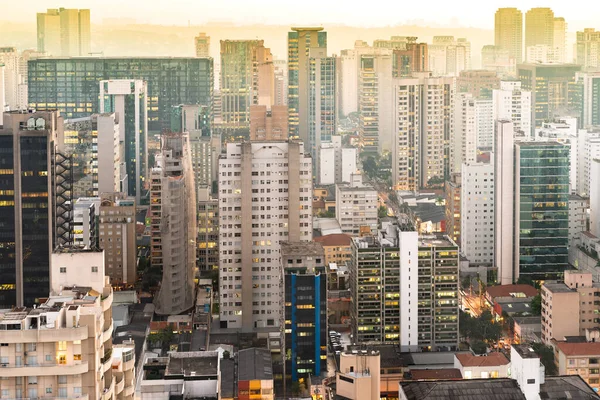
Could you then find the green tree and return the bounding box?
[148,327,175,351]
[378,206,388,218]
[530,293,542,315]
[361,156,378,180]
[532,343,557,375]
[470,340,488,355]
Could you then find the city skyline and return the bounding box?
[1,1,599,30]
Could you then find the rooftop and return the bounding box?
[553,340,600,356]
[540,375,600,399]
[455,352,510,367]
[313,233,352,247]
[409,368,463,380]
[512,344,540,359]
[411,203,446,224]
[165,351,219,377]
[281,241,325,258]
[400,378,526,400]
[486,284,538,299]
[419,235,457,249]
[237,348,273,381]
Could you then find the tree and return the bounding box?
[361,156,378,180]
[378,206,388,218]
[532,343,558,375]
[148,327,175,351]
[461,276,472,290]
[530,293,542,315]
[470,340,488,355]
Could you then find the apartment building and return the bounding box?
[335,173,378,236]
[492,80,532,137]
[313,233,352,266]
[218,141,312,330]
[445,173,461,245]
[150,133,197,315]
[553,338,600,391]
[541,271,600,344]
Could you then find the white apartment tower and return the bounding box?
[461,162,495,265]
[452,93,493,173]
[493,80,532,138]
[150,133,197,315]
[577,128,600,197]
[318,135,357,185]
[336,173,378,236]
[392,72,454,191]
[99,80,148,203]
[218,141,312,330]
[495,120,516,285]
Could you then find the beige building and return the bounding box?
[336,350,381,400]
[150,133,197,315]
[335,173,378,236]
[0,247,136,400]
[218,141,312,330]
[457,70,500,97]
[553,338,600,391]
[541,271,600,344]
[249,105,288,141]
[495,8,523,63]
[195,33,210,58]
[313,233,352,266]
[37,8,90,56]
[99,193,137,285]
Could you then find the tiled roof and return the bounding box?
[486,284,538,299]
[553,340,600,356]
[455,352,510,367]
[400,378,526,400]
[313,233,352,247]
[410,368,463,380]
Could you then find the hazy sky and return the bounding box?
[2,0,598,30]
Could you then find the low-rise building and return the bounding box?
[485,284,538,318]
[513,316,542,344]
[454,352,510,379]
[553,336,600,391]
[336,349,381,400]
[237,348,274,400]
[336,173,378,236]
[313,233,352,266]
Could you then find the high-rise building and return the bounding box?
[578,129,600,197]
[338,41,372,117]
[591,160,600,238]
[0,111,64,307]
[493,80,532,137]
[318,135,357,185]
[445,173,461,245]
[457,70,500,98]
[495,8,523,63]
[553,17,567,63]
[28,57,213,131]
[336,173,378,236]
[576,71,600,127]
[288,27,327,140]
[358,52,393,154]
[63,113,123,198]
[514,141,569,281]
[150,133,197,315]
[392,72,454,191]
[99,80,148,202]
[72,197,99,249]
[99,192,137,285]
[349,229,459,351]
[249,105,289,141]
[525,8,555,50]
[0,249,134,400]
[461,162,495,265]
[517,63,581,130]
[195,32,210,58]
[218,141,312,330]
[220,40,273,132]
[274,60,288,107]
[0,47,21,111]
[569,194,588,249]
[197,186,219,272]
[452,92,493,172]
[37,8,90,56]
[495,120,516,285]
[281,242,327,382]
[428,36,471,76]
[393,40,428,78]
[308,48,337,163]
[481,45,515,75]
[576,28,600,69]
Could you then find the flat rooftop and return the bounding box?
[165,351,219,377]
[419,235,456,248]
[281,241,325,257]
[237,348,273,381]
[512,344,540,359]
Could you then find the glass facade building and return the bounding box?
[64,117,96,198]
[515,141,570,280]
[28,57,213,132]
[308,51,336,164]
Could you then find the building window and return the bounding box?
[58,376,67,384]
[91,266,98,273]
[59,267,66,273]
[28,377,37,385]
[46,388,52,394]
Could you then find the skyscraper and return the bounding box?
[392,72,454,191]
[553,17,567,63]
[525,8,555,49]
[518,63,581,130]
[0,111,62,307]
[495,8,523,63]
[308,48,336,164]
[195,32,210,58]
[288,27,327,141]
[220,40,273,133]
[452,93,493,172]
[151,133,197,315]
[577,71,600,127]
[250,105,289,141]
[28,57,213,131]
[493,80,532,137]
[576,28,600,69]
[514,141,569,281]
[99,80,148,202]
[393,39,429,78]
[218,141,312,330]
[37,8,90,56]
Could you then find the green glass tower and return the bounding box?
[515,141,570,281]
[28,57,213,132]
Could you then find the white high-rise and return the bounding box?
[452,93,493,173]
[338,40,378,117]
[493,80,532,137]
[494,120,516,285]
[392,72,454,191]
[536,118,578,193]
[429,36,471,76]
[318,135,357,185]
[218,141,312,330]
[577,128,600,197]
[99,80,148,202]
[591,160,600,238]
[461,162,495,265]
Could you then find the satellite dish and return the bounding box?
[35,118,46,130]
